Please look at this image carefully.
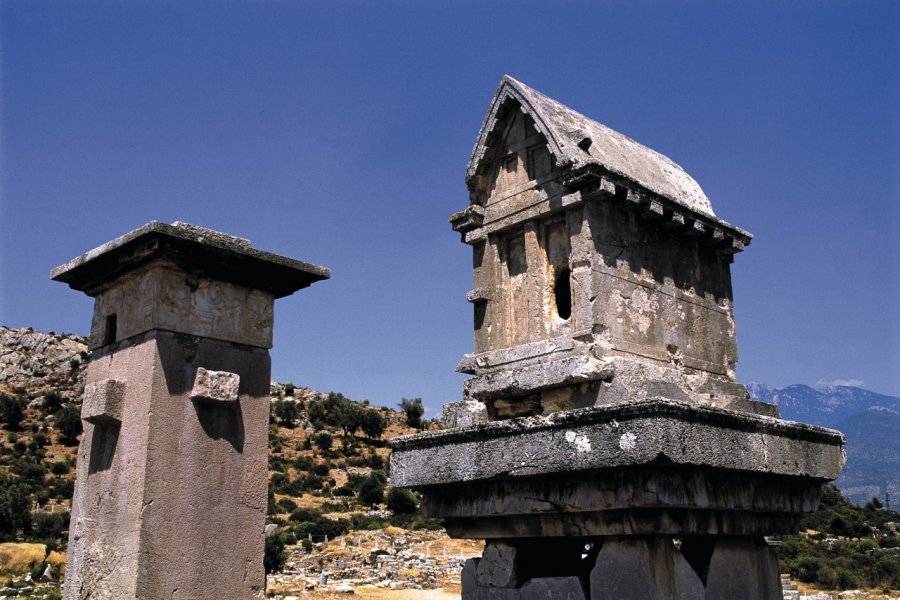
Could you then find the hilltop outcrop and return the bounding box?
[0,327,88,402]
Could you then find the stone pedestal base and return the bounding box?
[462,536,781,600]
[391,400,844,600]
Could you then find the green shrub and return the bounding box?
[276,498,298,513]
[293,516,348,540]
[0,394,25,430]
[43,391,64,414]
[273,399,299,427]
[264,533,288,574]
[294,455,315,472]
[48,477,74,500]
[357,474,385,507]
[269,456,288,473]
[31,511,69,542]
[351,513,390,530]
[11,457,47,483]
[366,452,385,470]
[50,461,70,476]
[55,404,82,445]
[360,409,387,439]
[313,432,333,452]
[780,484,900,590]
[386,488,419,515]
[290,507,323,523]
[334,484,355,497]
[398,398,425,429]
[0,478,32,539]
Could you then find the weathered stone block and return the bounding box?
[52,221,330,350]
[81,379,126,425]
[462,557,587,600]
[391,399,845,489]
[451,77,756,418]
[190,367,240,407]
[704,537,782,600]
[476,541,520,588]
[441,400,489,428]
[520,577,585,600]
[589,537,704,600]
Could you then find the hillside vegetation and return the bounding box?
[779,485,900,593]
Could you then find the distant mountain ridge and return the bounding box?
[748,383,900,506]
[747,383,900,428]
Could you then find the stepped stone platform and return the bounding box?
[393,399,843,599]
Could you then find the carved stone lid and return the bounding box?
[467,76,715,218]
[51,221,330,297]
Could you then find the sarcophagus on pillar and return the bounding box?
[391,77,844,599]
[52,221,328,600]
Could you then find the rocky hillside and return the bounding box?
[0,327,87,403]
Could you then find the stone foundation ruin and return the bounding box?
[391,76,845,599]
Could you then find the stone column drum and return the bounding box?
[52,221,329,599]
[391,77,845,599]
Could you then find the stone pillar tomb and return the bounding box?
[52,221,329,599]
[391,76,845,599]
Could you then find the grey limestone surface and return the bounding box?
[190,366,241,407]
[451,78,754,420]
[466,76,718,219]
[391,398,844,488]
[462,535,783,599]
[51,220,329,298]
[476,541,522,588]
[462,559,587,600]
[590,537,704,600]
[424,77,842,599]
[59,223,329,600]
[702,537,783,599]
[65,331,272,600]
[441,399,490,428]
[81,379,125,425]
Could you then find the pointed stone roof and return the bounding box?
[467,76,716,218]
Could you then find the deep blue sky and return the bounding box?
[2,1,898,413]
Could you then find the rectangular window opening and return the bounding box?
[104,314,117,346]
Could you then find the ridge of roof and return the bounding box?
[466,75,716,218]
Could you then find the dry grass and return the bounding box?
[299,587,460,599]
[0,542,46,578]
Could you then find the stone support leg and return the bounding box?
[590,537,704,600]
[462,540,590,600]
[703,536,783,600]
[461,536,783,599]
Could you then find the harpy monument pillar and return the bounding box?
[52,221,329,599]
[391,76,845,599]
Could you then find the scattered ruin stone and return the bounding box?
[265,528,483,596]
[441,399,490,428]
[392,76,846,599]
[52,221,329,600]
